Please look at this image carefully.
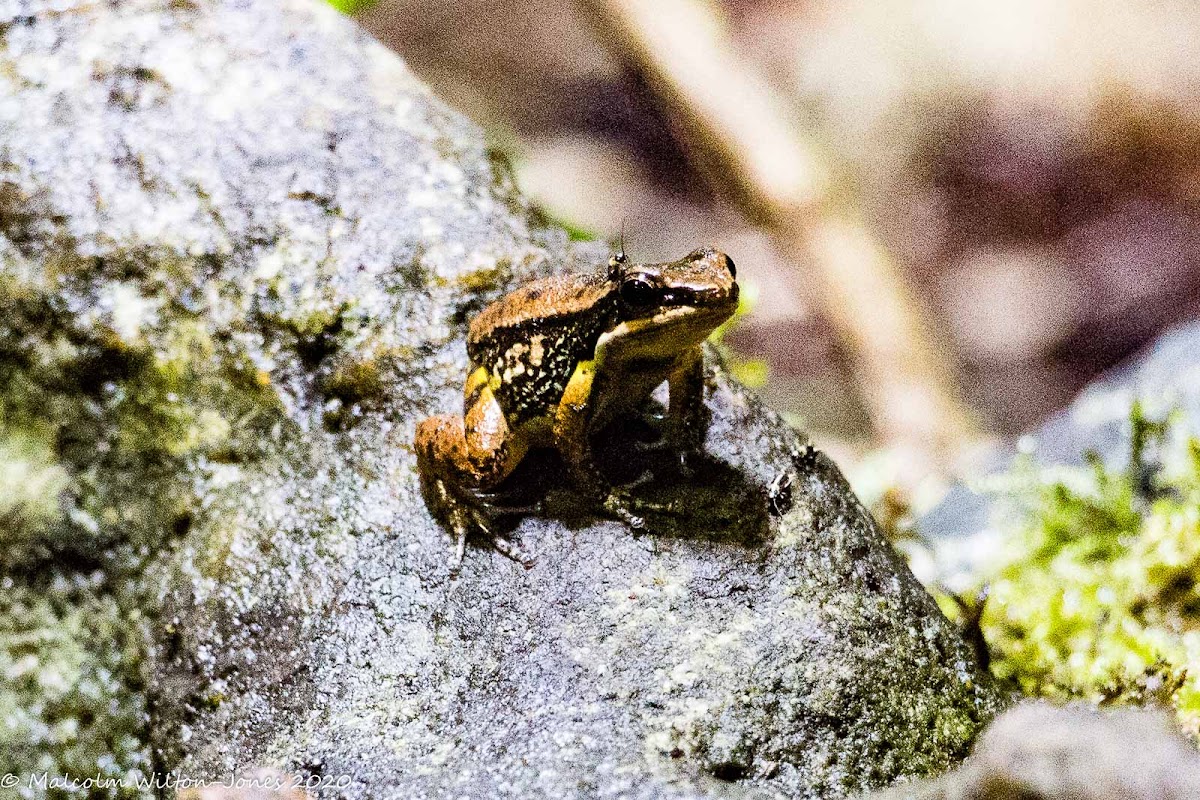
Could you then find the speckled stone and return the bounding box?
[0,0,1004,796]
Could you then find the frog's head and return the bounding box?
[603,247,739,358]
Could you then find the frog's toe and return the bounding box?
[496,502,543,515]
[446,506,492,575]
[490,534,535,567]
[603,484,693,531]
[614,507,647,530]
[602,490,650,530]
[449,531,467,578]
[469,490,543,515]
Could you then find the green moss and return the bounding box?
[962,404,1200,736]
[518,205,597,243]
[0,261,283,787]
[0,579,150,797]
[324,0,377,15]
[0,423,69,534]
[0,277,278,565]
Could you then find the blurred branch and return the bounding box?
[577,0,982,464]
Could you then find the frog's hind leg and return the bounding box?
[415,382,529,568]
[414,418,475,572]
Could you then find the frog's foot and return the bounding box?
[445,515,474,579]
[603,495,647,530]
[441,497,500,578]
[602,485,681,531]
[490,534,536,569]
[621,469,657,492]
[442,500,536,575]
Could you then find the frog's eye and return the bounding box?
[724,256,736,279]
[619,277,657,308]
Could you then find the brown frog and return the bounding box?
[415,247,739,566]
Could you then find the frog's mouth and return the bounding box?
[601,296,739,360]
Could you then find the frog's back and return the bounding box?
[467,271,617,424]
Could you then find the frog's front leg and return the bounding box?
[622,348,707,470]
[666,346,708,464]
[553,359,670,530]
[415,368,530,568]
[552,359,604,489]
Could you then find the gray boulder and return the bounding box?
[869,702,1200,800]
[0,0,1002,796]
[1022,319,1200,468]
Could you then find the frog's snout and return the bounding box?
[719,253,737,280]
[688,247,737,279]
[708,251,739,308]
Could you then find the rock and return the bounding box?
[868,701,1200,800]
[917,319,1200,587]
[1026,320,1200,469]
[0,0,1003,796]
[176,768,313,800]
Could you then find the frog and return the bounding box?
[415,246,739,567]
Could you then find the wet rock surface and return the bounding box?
[0,0,1002,796]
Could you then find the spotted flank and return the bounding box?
[481,311,614,424]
